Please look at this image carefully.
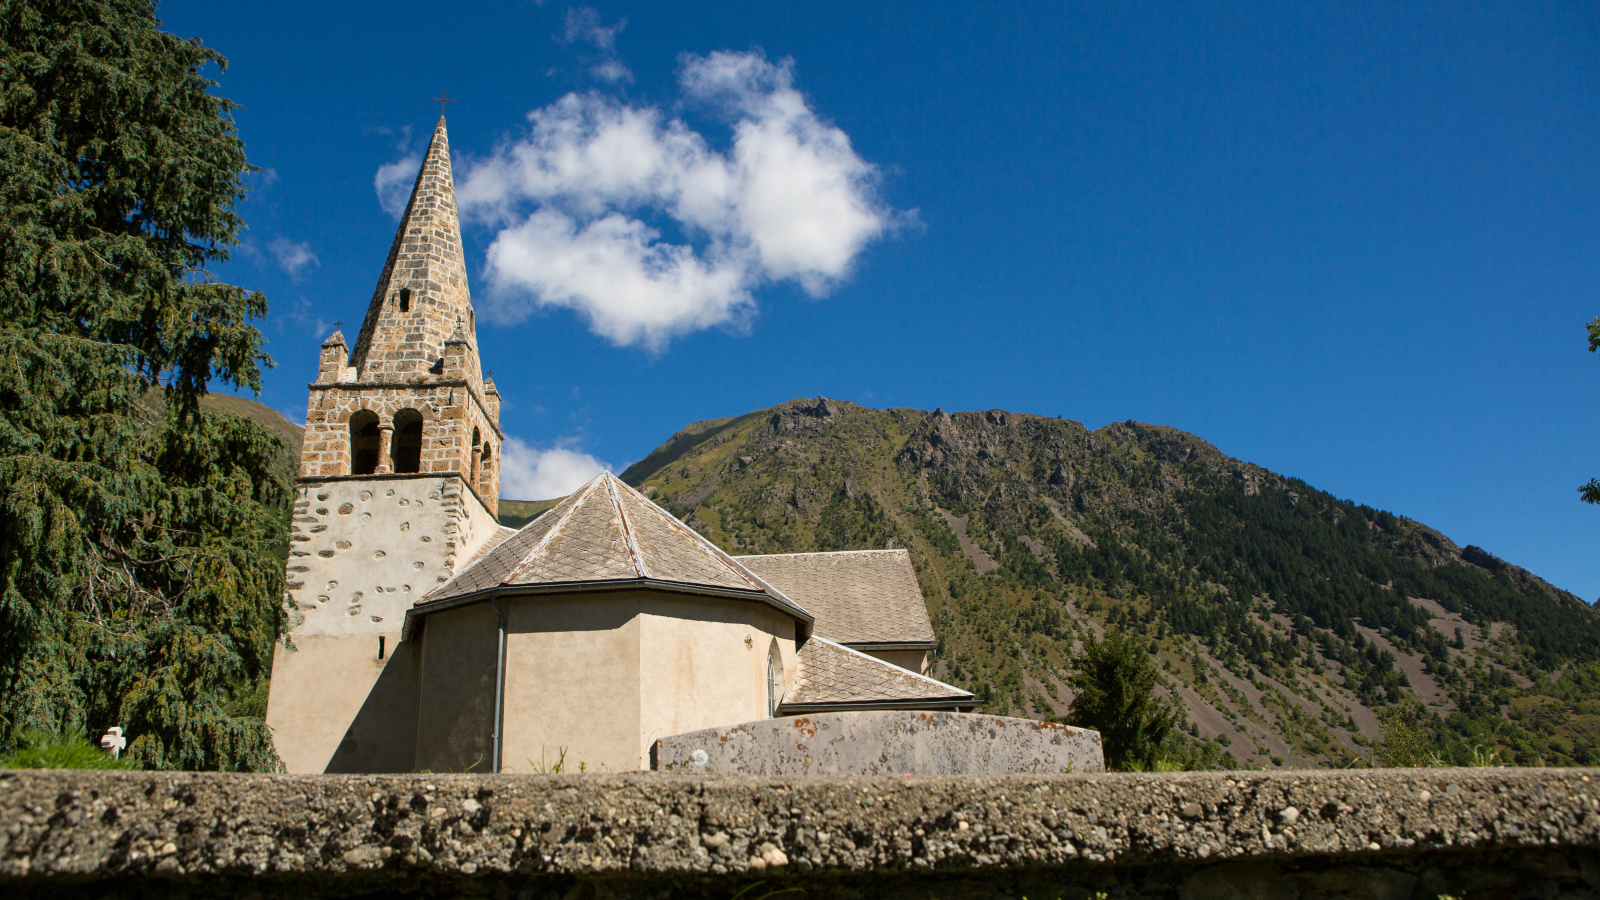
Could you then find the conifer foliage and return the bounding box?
[1064,629,1176,770]
[0,0,285,769]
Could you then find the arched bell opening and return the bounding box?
[470,426,482,485]
[349,410,381,476]
[393,409,424,474]
[478,441,494,496]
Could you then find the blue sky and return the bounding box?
[162,0,1600,602]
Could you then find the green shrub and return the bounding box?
[1376,704,1445,768]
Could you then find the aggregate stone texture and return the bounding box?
[653,711,1099,775]
[781,638,974,708]
[423,474,806,620]
[736,549,938,645]
[3,768,1598,898]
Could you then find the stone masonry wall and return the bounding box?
[284,476,499,637]
[2,768,1596,898]
[297,381,499,516]
[296,116,500,513]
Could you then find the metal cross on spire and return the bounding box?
[430,90,458,118]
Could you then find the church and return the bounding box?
[263,116,977,774]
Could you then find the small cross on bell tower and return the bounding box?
[430,89,457,118]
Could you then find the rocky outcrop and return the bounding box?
[770,397,840,432]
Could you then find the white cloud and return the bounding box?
[457,51,899,350]
[563,6,625,50]
[375,153,422,218]
[499,438,611,500]
[284,296,332,339]
[268,238,320,280]
[591,58,632,84]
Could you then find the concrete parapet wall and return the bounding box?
[654,711,1105,775]
[1,768,1597,898]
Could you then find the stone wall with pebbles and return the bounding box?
[2,767,1596,898]
[285,476,498,637]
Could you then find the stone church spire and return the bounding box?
[348,116,478,381]
[270,114,508,774]
[294,112,502,507]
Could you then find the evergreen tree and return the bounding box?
[0,0,284,769]
[1065,628,1175,770]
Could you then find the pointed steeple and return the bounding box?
[348,116,477,379]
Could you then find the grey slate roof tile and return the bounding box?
[421,474,807,619]
[617,487,757,591]
[463,526,518,568]
[780,637,973,708]
[736,550,935,646]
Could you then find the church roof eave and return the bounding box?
[400,577,812,642]
[776,698,981,714]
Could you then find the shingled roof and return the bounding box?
[735,550,935,647]
[778,637,974,713]
[413,473,810,620]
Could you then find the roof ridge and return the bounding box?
[734,549,910,559]
[503,479,601,586]
[426,508,548,601]
[808,635,972,697]
[609,477,766,591]
[604,473,649,580]
[420,472,815,622]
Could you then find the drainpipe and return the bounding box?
[489,596,507,774]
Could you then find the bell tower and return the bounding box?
[266,116,507,773]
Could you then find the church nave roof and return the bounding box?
[418,473,810,619]
[735,549,937,648]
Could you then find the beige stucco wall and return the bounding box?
[637,595,797,767]
[486,590,799,773]
[267,475,498,773]
[497,595,642,774]
[265,633,406,773]
[861,649,930,675]
[413,602,499,773]
[281,477,498,637]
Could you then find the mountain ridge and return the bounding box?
[624,399,1586,611]
[619,397,1600,768]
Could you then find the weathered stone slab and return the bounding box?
[652,710,1105,774]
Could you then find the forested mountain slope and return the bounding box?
[618,398,1600,768]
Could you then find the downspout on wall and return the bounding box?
[489,596,507,774]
